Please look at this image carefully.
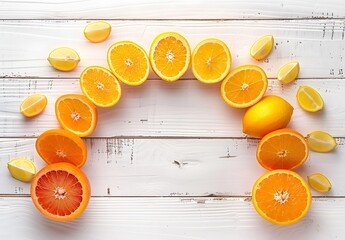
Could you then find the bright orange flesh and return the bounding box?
[221,65,268,108]
[31,162,90,221]
[256,128,309,170]
[20,94,47,117]
[80,66,121,107]
[252,170,312,226]
[36,129,87,168]
[55,94,98,137]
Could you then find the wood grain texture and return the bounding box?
[1,78,344,138]
[1,20,344,79]
[1,0,345,19]
[1,137,344,196]
[0,197,344,240]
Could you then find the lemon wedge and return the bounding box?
[7,158,36,182]
[20,94,47,117]
[84,21,112,43]
[306,130,337,152]
[296,85,324,112]
[277,62,300,84]
[250,35,274,60]
[308,173,332,193]
[48,47,80,71]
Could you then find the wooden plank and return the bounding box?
[1,0,345,19]
[0,20,344,79]
[0,197,344,239]
[1,137,344,196]
[1,78,344,138]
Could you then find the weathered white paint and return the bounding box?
[1,20,344,79]
[1,137,344,196]
[0,197,344,240]
[1,0,345,19]
[0,78,344,137]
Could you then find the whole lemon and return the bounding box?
[242,95,293,138]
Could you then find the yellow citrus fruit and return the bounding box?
[107,41,149,86]
[221,65,267,108]
[250,35,274,60]
[55,94,98,137]
[47,47,80,71]
[296,85,324,112]
[306,130,337,152]
[84,21,111,43]
[192,38,231,84]
[20,94,47,117]
[277,62,300,84]
[8,158,36,182]
[252,169,312,226]
[242,95,294,138]
[80,66,122,107]
[308,173,332,193]
[150,32,191,82]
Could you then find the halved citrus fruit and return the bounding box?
[252,170,312,226]
[192,38,231,84]
[221,65,268,108]
[306,130,337,153]
[84,21,111,43]
[250,35,274,61]
[20,94,47,117]
[31,162,90,221]
[80,66,122,107]
[107,41,149,86]
[296,85,324,112]
[150,32,191,82]
[55,94,98,137]
[242,95,294,138]
[308,173,332,193]
[48,47,80,72]
[36,129,87,168]
[256,128,309,170]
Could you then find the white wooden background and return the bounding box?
[1,0,345,239]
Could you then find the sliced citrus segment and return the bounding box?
[296,85,324,112]
[192,38,231,84]
[80,66,121,107]
[8,158,36,182]
[36,129,87,168]
[150,32,191,82]
[20,94,47,117]
[250,35,274,60]
[84,21,111,43]
[252,170,312,226]
[221,65,267,108]
[277,62,300,84]
[55,94,98,137]
[308,173,332,193]
[107,41,149,86]
[48,47,80,71]
[306,130,337,152]
[243,95,294,138]
[31,162,90,221]
[256,128,309,170]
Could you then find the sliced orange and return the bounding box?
[36,129,87,168]
[192,38,231,84]
[55,94,97,137]
[252,170,312,226]
[150,32,191,82]
[84,21,111,43]
[221,65,268,108]
[80,66,122,107]
[256,128,309,170]
[20,94,47,117]
[31,162,90,221]
[107,41,149,86]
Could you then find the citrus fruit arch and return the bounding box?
[27,25,334,227]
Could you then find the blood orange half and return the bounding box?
[31,162,91,221]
